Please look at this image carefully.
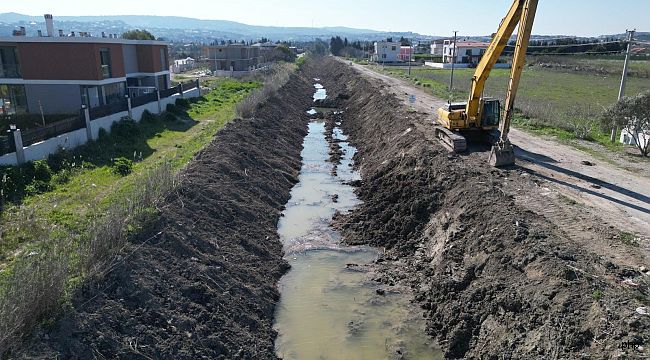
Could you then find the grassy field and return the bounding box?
[0,77,262,351]
[376,60,650,153]
[0,78,260,264]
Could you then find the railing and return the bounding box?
[0,135,13,156]
[131,92,158,108]
[159,87,179,99]
[20,115,86,147]
[89,99,128,120]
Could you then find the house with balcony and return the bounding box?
[0,15,171,119]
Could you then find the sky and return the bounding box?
[2,0,648,37]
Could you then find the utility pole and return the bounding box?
[408,38,412,76]
[611,29,636,142]
[449,31,458,93]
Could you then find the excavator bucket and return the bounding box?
[489,140,516,167]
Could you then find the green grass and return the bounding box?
[0,79,261,266]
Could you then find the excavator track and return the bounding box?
[434,125,467,153]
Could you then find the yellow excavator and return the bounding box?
[435,0,539,167]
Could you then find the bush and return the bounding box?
[162,112,177,122]
[52,169,72,185]
[33,160,52,182]
[175,98,191,109]
[47,148,73,172]
[141,109,158,123]
[25,180,53,195]
[111,117,141,140]
[112,157,134,176]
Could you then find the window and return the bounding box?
[382,54,387,59]
[102,82,125,105]
[0,84,28,116]
[81,86,101,108]
[160,47,168,71]
[391,46,396,51]
[99,48,112,78]
[0,47,21,78]
[466,49,472,56]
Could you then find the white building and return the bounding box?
[171,57,196,73]
[372,41,400,63]
[430,39,447,56]
[621,128,650,149]
[442,41,490,64]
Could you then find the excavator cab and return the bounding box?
[481,99,500,128]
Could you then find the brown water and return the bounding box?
[273,88,442,359]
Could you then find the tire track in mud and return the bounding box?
[310,58,649,359]
[19,73,314,359]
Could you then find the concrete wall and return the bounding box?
[0,87,199,166]
[25,83,82,114]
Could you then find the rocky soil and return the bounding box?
[311,58,650,359]
[17,72,314,359]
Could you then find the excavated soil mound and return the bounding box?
[20,73,313,359]
[312,58,649,359]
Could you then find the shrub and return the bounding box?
[112,157,134,176]
[111,117,141,140]
[33,160,52,182]
[162,112,177,122]
[25,180,53,195]
[141,109,157,123]
[47,148,73,172]
[52,169,72,185]
[97,127,108,139]
[175,98,191,109]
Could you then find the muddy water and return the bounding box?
[273,86,442,359]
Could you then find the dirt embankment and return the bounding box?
[313,58,649,359]
[18,72,314,359]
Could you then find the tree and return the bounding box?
[122,29,156,40]
[329,36,345,56]
[602,91,650,156]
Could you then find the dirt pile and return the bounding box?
[313,58,649,359]
[19,73,313,359]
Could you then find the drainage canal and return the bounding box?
[273,82,442,359]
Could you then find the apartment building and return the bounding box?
[203,44,261,73]
[0,15,170,117]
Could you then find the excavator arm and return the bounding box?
[466,0,525,121]
[489,0,539,166]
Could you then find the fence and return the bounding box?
[89,100,129,120]
[131,92,158,108]
[0,135,13,156]
[20,115,86,147]
[0,80,201,166]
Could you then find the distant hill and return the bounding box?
[0,12,425,42]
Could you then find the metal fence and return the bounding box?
[131,92,158,108]
[159,86,179,99]
[89,99,129,120]
[0,135,13,156]
[21,115,86,147]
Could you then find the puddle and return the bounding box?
[313,83,327,101]
[274,84,442,359]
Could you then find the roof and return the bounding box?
[0,35,168,46]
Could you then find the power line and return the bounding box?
[505,40,624,49]
[502,50,626,56]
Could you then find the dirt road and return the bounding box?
[349,60,649,267]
